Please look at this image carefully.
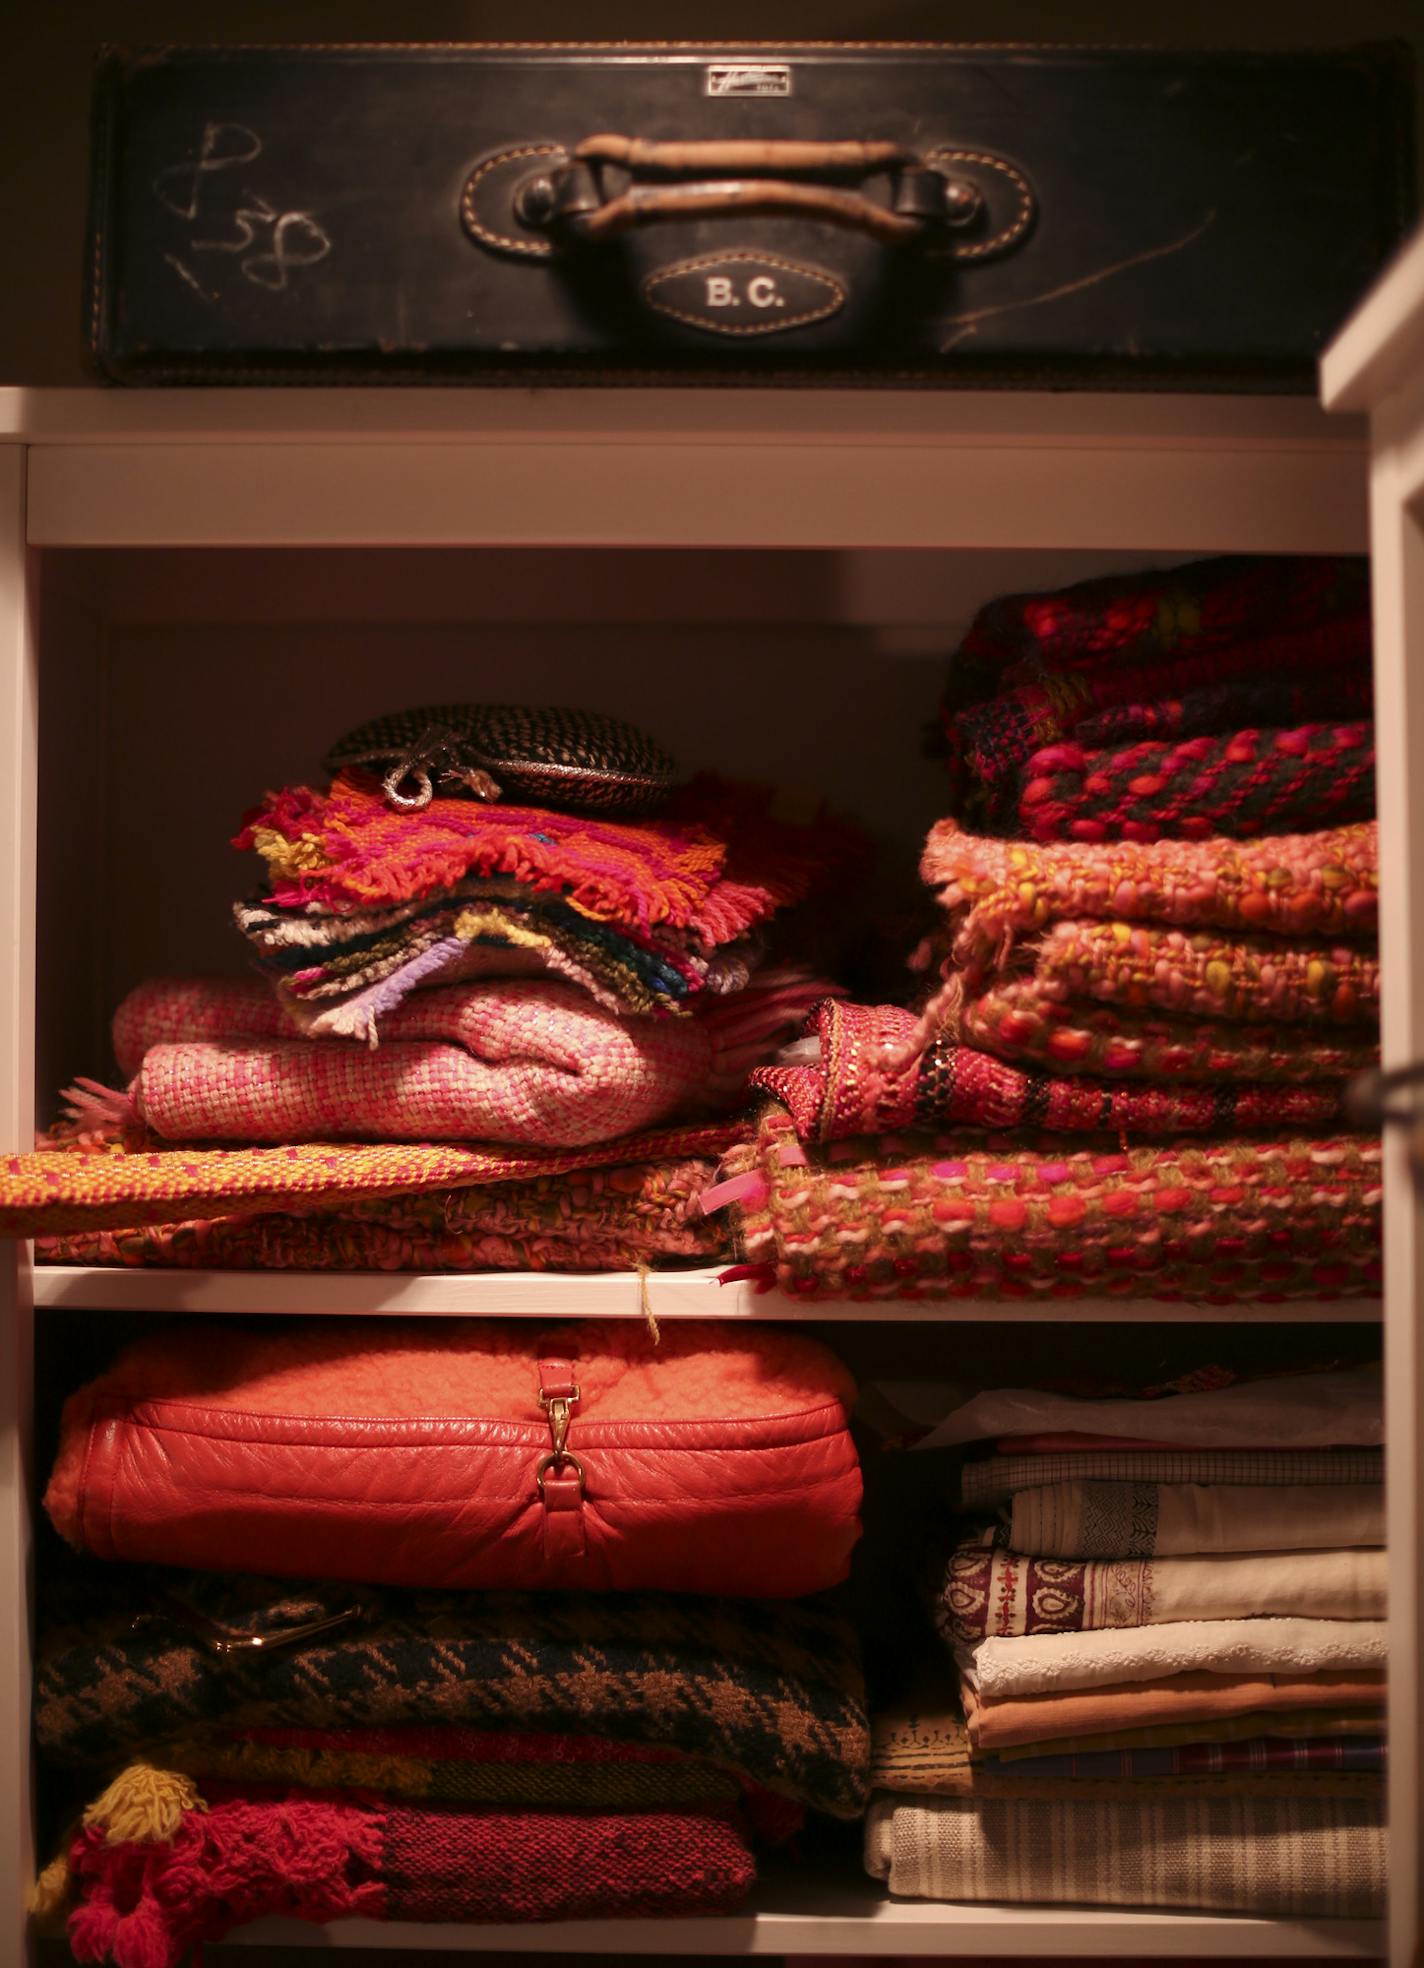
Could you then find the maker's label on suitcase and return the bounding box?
[704,63,793,98]
[643,252,843,335]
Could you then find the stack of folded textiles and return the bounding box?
[866,1362,1387,1916]
[2,704,854,1273]
[31,1317,871,1961]
[711,555,1381,1303]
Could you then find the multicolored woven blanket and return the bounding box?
[1015,722,1375,844]
[750,1000,1347,1144]
[35,1559,870,1818]
[711,1106,1382,1303]
[80,971,827,1149]
[36,1154,726,1274]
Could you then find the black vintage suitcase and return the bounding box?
[86,42,1415,389]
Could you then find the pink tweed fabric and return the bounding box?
[91,973,832,1149]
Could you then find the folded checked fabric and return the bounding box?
[235,885,755,1031]
[960,1447,1385,1508]
[73,970,829,1148]
[35,1560,871,1818]
[962,1671,1387,1755]
[962,1617,1389,1702]
[713,1107,1383,1303]
[1005,1480,1384,1559]
[36,1154,727,1274]
[958,977,1380,1084]
[869,1698,1382,1798]
[48,1761,764,1964]
[864,1792,1385,1914]
[1013,722,1376,845]
[939,554,1370,826]
[936,1540,1386,1645]
[750,1000,1348,1145]
[917,1364,1382,1454]
[0,1119,739,1239]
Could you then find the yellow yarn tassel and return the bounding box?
[637,1263,660,1345]
[28,1763,205,1925]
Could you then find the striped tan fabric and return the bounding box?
[1008,1480,1384,1559]
[961,1448,1384,1510]
[865,1794,1385,1915]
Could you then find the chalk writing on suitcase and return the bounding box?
[153,121,332,300]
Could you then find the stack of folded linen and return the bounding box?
[865,1364,1387,1916]
[32,1318,871,1960]
[707,556,1382,1306]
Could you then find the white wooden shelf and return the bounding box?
[212,1871,1386,1957]
[29,1264,1385,1322]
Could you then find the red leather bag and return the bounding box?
[45,1318,862,1597]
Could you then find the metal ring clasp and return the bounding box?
[534,1450,586,1498]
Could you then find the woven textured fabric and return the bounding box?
[0,1119,739,1238]
[36,1155,726,1274]
[1075,670,1374,749]
[936,1541,1385,1645]
[715,1106,1382,1303]
[939,555,1370,826]
[960,1446,1386,1509]
[864,1791,1385,1914]
[750,1000,1346,1144]
[61,1778,755,1964]
[961,978,1381,1084]
[234,882,751,1030]
[237,772,846,938]
[35,1561,871,1818]
[1031,920,1378,1025]
[992,1706,1386,1762]
[923,820,1379,975]
[95,972,828,1148]
[1016,722,1375,844]
[324,703,679,815]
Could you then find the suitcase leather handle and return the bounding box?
[529,131,977,246]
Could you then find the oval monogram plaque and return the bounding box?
[643,252,845,336]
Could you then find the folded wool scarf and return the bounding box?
[959,977,1380,1084]
[35,1562,871,1818]
[237,772,846,936]
[1013,721,1374,845]
[922,820,1378,976]
[916,1363,1382,1454]
[959,1446,1385,1509]
[713,1107,1382,1304]
[1078,669,1374,750]
[964,1616,1389,1703]
[36,1154,727,1275]
[751,1000,1347,1144]
[0,1119,739,1239]
[235,885,754,1031]
[50,1764,758,1965]
[1006,1480,1385,1559]
[76,971,827,1149]
[864,1791,1384,1915]
[936,1541,1386,1646]
[962,1671,1387,1755]
[869,1698,1381,1798]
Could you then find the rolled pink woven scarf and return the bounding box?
[83,973,833,1149]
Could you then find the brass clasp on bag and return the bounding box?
[536,1378,586,1498]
